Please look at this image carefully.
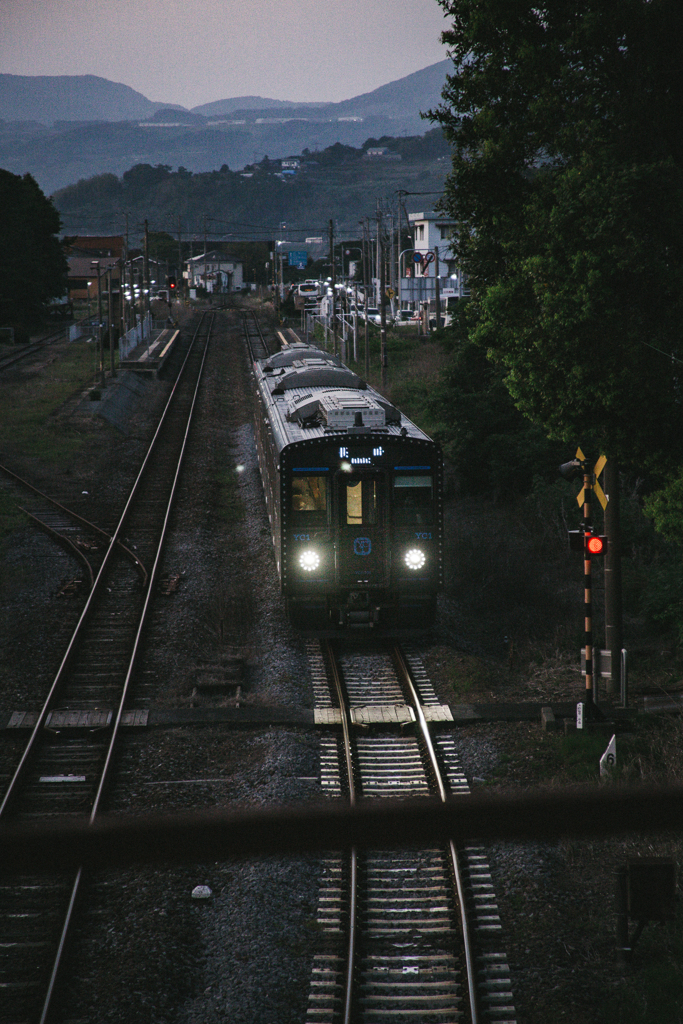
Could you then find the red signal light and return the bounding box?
[586,535,606,555]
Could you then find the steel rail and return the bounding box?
[241,309,270,362]
[0,323,81,372]
[0,462,147,585]
[19,505,95,590]
[0,314,205,818]
[391,643,479,1024]
[36,311,215,1024]
[321,640,358,1024]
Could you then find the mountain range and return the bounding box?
[0,62,451,193]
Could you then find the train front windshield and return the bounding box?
[393,474,433,525]
[291,475,328,521]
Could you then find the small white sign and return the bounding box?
[600,734,617,777]
[577,703,584,729]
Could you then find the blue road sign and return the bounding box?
[288,251,308,268]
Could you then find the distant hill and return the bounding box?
[1,61,450,128]
[0,61,453,193]
[192,96,328,117]
[331,60,451,118]
[191,61,451,122]
[0,74,183,124]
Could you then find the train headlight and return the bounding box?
[404,548,426,570]
[299,549,321,572]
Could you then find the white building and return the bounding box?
[401,211,469,306]
[184,250,244,293]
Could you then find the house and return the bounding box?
[66,255,121,304]
[401,211,469,305]
[364,146,402,161]
[184,251,244,293]
[63,236,125,258]
[62,236,125,305]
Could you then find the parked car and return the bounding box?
[363,307,382,325]
[393,309,418,326]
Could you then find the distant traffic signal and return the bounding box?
[167,276,177,290]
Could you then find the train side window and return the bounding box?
[393,474,433,524]
[344,477,378,526]
[291,475,328,519]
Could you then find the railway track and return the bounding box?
[306,639,516,1024]
[241,308,272,361]
[0,325,76,375]
[0,463,147,594]
[0,311,213,1024]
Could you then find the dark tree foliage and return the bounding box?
[0,169,67,326]
[428,302,567,497]
[428,0,683,534]
[122,164,173,190]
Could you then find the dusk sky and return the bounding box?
[0,0,452,108]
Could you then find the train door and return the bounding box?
[335,472,387,586]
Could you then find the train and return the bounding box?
[252,339,443,631]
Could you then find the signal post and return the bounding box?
[560,449,608,714]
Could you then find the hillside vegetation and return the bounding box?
[52,130,451,237]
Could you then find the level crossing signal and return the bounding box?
[568,530,608,556]
[167,276,177,290]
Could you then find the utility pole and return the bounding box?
[604,459,623,696]
[375,203,381,304]
[203,214,208,293]
[118,257,126,356]
[178,215,183,300]
[91,261,105,388]
[330,219,337,356]
[362,219,370,379]
[379,211,388,387]
[107,265,115,377]
[144,219,150,321]
[434,247,441,330]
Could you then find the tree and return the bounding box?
[427,302,567,496]
[0,169,67,326]
[429,0,683,476]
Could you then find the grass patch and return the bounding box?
[0,340,99,464]
[424,646,493,700]
[595,919,683,1023]
[0,489,25,540]
[485,719,678,788]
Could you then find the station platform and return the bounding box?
[119,325,179,376]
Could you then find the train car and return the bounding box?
[252,341,443,630]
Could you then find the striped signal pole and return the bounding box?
[561,448,608,716]
[580,456,595,706]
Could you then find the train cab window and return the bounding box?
[291,475,328,520]
[343,476,378,526]
[393,474,433,525]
